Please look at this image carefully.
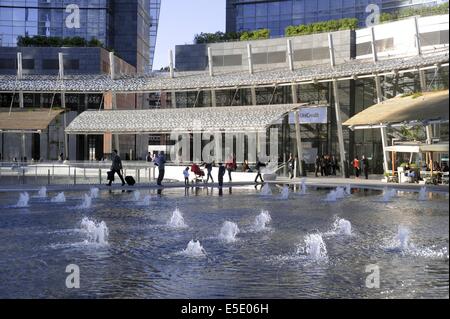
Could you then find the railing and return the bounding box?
[0,161,158,186]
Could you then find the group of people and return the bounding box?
[314,155,339,177]
[351,155,370,180]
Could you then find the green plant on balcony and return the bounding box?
[285,18,358,37]
[240,29,270,41]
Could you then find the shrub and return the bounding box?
[17,35,102,48]
[240,29,270,41]
[285,18,358,37]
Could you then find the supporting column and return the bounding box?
[171,91,177,108]
[251,87,257,106]
[169,49,174,78]
[208,47,214,77]
[426,125,433,144]
[370,27,378,63]
[375,74,390,173]
[109,51,115,80]
[21,132,26,162]
[59,52,68,160]
[17,52,24,109]
[328,33,336,68]
[332,80,347,178]
[286,39,294,72]
[112,92,120,154]
[211,89,217,107]
[292,84,303,177]
[419,68,427,92]
[247,44,253,75]
[414,16,422,57]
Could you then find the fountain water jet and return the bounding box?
[299,179,307,195]
[280,186,289,200]
[260,183,272,196]
[133,190,141,201]
[335,187,345,199]
[37,187,47,198]
[51,192,66,203]
[324,190,338,202]
[181,240,206,257]
[15,192,30,208]
[301,233,328,261]
[167,208,187,228]
[80,217,109,245]
[332,217,352,235]
[382,188,397,202]
[253,210,272,232]
[345,184,352,196]
[78,194,92,209]
[139,195,152,206]
[90,188,100,199]
[418,187,428,201]
[218,221,240,243]
[396,226,411,250]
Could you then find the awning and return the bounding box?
[344,90,449,128]
[0,109,64,132]
[66,104,304,135]
[384,143,449,153]
[0,53,447,93]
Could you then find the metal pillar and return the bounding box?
[251,87,257,105]
[169,49,174,78]
[247,44,253,75]
[208,47,214,77]
[375,75,390,173]
[292,84,303,176]
[211,89,217,107]
[17,53,24,109]
[59,52,68,160]
[109,51,115,80]
[328,33,336,68]
[287,39,294,72]
[414,16,422,56]
[370,27,378,63]
[332,80,347,178]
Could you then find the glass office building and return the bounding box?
[226,0,447,37]
[0,0,161,71]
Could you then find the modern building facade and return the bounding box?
[226,0,448,37]
[0,0,161,72]
[174,14,449,173]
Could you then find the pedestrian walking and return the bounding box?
[362,155,369,180]
[183,167,190,186]
[204,161,214,183]
[287,153,294,179]
[155,151,166,186]
[107,150,126,186]
[352,156,360,179]
[254,158,266,183]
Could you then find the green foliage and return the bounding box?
[285,18,359,37]
[240,29,270,41]
[399,125,425,141]
[194,31,242,44]
[17,35,103,48]
[380,2,449,22]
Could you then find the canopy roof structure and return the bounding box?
[344,90,449,128]
[384,143,449,153]
[0,109,63,132]
[65,104,304,135]
[0,53,448,93]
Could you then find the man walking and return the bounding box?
[218,163,226,187]
[255,158,266,184]
[107,150,125,186]
[287,153,295,179]
[205,161,214,183]
[362,155,370,180]
[155,151,166,186]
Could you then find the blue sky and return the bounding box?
[153,0,226,70]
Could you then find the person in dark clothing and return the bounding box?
[287,153,294,179]
[107,150,125,186]
[254,159,266,183]
[155,151,166,186]
[218,163,226,187]
[315,156,321,177]
[320,156,327,176]
[204,161,214,183]
[146,152,153,162]
[331,156,338,176]
[361,155,370,180]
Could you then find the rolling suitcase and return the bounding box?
[107,170,115,182]
[125,176,136,186]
